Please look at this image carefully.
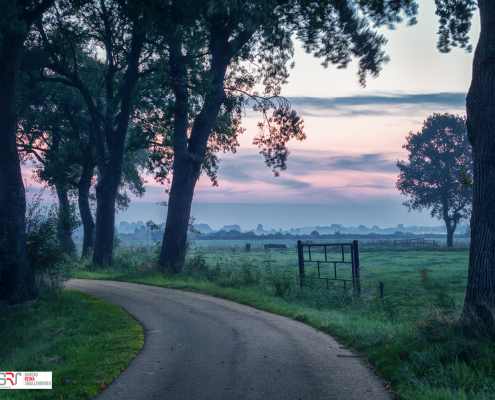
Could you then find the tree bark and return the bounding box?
[463,0,495,326]
[93,178,118,266]
[77,158,95,258]
[158,159,199,273]
[0,33,34,302]
[55,186,76,255]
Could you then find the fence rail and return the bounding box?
[393,238,436,247]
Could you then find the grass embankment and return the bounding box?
[72,243,495,400]
[0,289,143,399]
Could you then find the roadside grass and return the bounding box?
[0,289,143,399]
[71,242,495,400]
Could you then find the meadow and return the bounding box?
[70,237,495,400]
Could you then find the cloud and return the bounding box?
[216,150,399,181]
[324,153,398,173]
[218,152,312,189]
[284,151,399,174]
[282,92,466,117]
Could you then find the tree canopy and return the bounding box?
[396,113,472,247]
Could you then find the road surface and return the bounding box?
[66,279,393,400]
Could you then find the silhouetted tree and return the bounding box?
[396,113,472,247]
[152,0,419,272]
[0,0,55,302]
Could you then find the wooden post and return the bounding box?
[246,243,251,252]
[352,240,360,295]
[380,281,384,303]
[297,240,305,288]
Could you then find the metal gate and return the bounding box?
[297,240,360,293]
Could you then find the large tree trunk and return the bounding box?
[0,34,35,302]
[93,181,118,266]
[158,159,199,273]
[55,187,76,255]
[463,0,495,326]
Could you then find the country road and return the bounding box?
[65,279,393,400]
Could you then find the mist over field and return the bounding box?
[112,201,449,232]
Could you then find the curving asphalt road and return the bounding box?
[65,279,393,400]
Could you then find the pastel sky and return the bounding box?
[26,1,480,229]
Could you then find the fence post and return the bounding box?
[352,240,360,295]
[297,240,305,288]
[245,243,251,252]
[380,281,384,303]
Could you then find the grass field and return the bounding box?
[0,289,143,399]
[188,240,470,313]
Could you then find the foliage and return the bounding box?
[25,191,75,281]
[435,0,477,53]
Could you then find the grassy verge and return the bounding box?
[0,289,143,399]
[71,244,495,400]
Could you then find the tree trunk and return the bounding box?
[93,180,118,266]
[463,0,495,326]
[158,159,199,272]
[0,34,35,302]
[78,180,95,259]
[77,145,96,258]
[55,187,76,255]
[446,224,454,248]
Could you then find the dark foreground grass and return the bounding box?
[0,289,143,399]
[71,244,495,400]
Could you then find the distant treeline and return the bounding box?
[79,220,470,242]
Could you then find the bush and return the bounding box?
[24,193,74,290]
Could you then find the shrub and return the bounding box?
[25,195,72,280]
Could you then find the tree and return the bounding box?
[0,0,55,302]
[35,0,158,265]
[396,113,473,247]
[152,0,419,272]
